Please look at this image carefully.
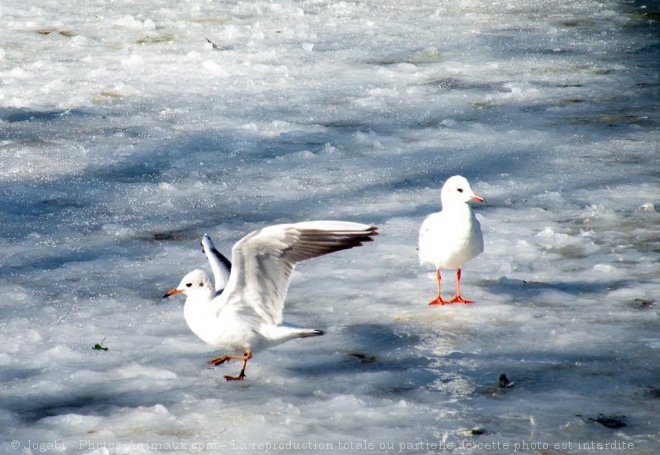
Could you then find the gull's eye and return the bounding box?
[457,188,464,193]
[186,283,192,288]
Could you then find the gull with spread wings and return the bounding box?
[164,221,378,381]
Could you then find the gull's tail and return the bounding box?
[262,324,325,347]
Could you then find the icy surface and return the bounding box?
[0,0,658,454]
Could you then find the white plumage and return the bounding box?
[165,221,378,380]
[419,175,484,305]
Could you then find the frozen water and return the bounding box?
[0,0,658,454]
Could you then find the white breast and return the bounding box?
[184,297,258,352]
[418,208,483,269]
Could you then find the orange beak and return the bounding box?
[163,288,183,299]
[471,193,485,203]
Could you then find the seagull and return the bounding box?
[164,221,378,381]
[418,175,484,305]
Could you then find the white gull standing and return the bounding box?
[418,175,484,305]
[164,221,378,380]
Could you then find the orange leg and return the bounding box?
[208,351,253,381]
[428,269,452,305]
[449,268,474,304]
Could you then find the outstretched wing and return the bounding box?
[201,234,232,294]
[216,221,378,325]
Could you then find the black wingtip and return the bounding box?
[361,225,379,241]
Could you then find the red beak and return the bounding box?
[163,288,183,298]
[471,193,485,203]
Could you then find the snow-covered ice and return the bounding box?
[0,0,658,454]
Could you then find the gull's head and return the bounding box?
[163,269,213,299]
[441,175,485,207]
